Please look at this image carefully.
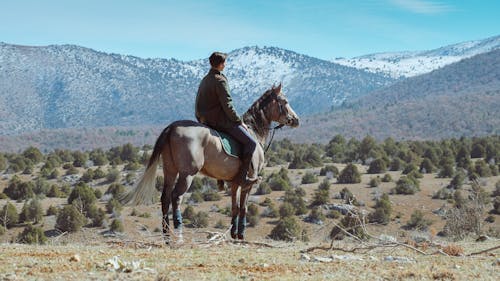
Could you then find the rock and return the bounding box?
[493,259,500,266]
[331,255,363,261]
[313,256,333,263]
[300,253,311,262]
[378,234,397,243]
[69,254,80,262]
[384,256,415,263]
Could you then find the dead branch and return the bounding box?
[467,245,500,256]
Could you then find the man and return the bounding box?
[195,52,257,187]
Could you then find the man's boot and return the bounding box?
[236,153,258,188]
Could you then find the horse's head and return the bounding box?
[266,83,300,128]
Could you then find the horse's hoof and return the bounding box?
[231,233,237,239]
[237,234,244,240]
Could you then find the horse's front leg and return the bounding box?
[237,185,253,240]
[230,183,240,239]
[171,173,193,243]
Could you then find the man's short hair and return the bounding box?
[209,52,227,68]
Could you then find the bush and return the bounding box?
[81,169,94,183]
[267,168,291,191]
[191,211,209,228]
[320,165,339,177]
[475,160,492,177]
[307,207,325,224]
[56,205,86,232]
[68,183,96,214]
[4,177,34,200]
[405,210,432,231]
[262,203,279,218]
[438,164,454,178]
[106,198,123,215]
[105,183,126,199]
[93,168,106,179]
[0,225,5,236]
[124,161,141,171]
[279,202,296,218]
[368,177,381,187]
[392,176,420,195]
[389,158,403,171]
[301,172,318,184]
[0,202,19,228]
[182,205,196,221]
[283,190,308,215]
[311,188,330,207]
[19,198,43,224]
[47,185,63,198]
[202,189,222,201]
[17,224,47,244]
[106,168,121,183]
[337,164,361,184]
[255,182,272,195]
[270,216,303,241]
[419,158,435,173]
[493,196,500,215]
[110,218,124,232]
[46,205,60,216]
[189,191,204,203]
[247,203,260,227]
[330,213,367,240]
[367,158,386,174]
[368,193,392,224]
[432,188,453,200]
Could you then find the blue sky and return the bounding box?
[1,0,498,60]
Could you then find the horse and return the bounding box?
[121,83,299,243]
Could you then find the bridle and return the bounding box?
[260,89,287,154]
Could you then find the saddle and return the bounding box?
[214,130,242,158]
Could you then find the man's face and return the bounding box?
[217,61,225,71]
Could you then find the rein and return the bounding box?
[264,123,284,154]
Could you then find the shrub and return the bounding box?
[320,165,339,177]
[214,219,226,229]
[106,198,123,215]
[279,202,296,218]
[447,172,465,189]
[47,185,62,198]
[326,210,341,219]
[94,189,102,199]
[368,177,381,187]
[392,176,420,195]
[337,164,361,184]
[262,203,279,218]
[56,205,86,232]
[301,172,318,184]
[405,210,432,231]
[0,193,7,199]
[389,158,403,171]
[17,224,47,244]
[493,196,500,215]
[311,188,330,207]
[267,168,291,191]
[270,216,303,241]
[124,161,141,171]
[0,202,19,228]
[402,163,418,175]
[340,187,357,204]
[330,213,367,240]
[68,183,96,214]
[188,177,203,192]
[202,189,222,201]
[189,191,204,203]
[0,225,5,236]
[475,160,492,177]
[191,211,209,228]
[4,177,34,200]
[307,207,325,224]
[368,193,391,224]
[19,198,43,224]
[22,147,44,164]
[419,158,435,173]
[110,219,124,232]
[81,169,94,183]
[89,205,106,227]
[46,205,59,216]
[93,167,106,179]
[182,206,196,221]
[367,158,386,174]
[438,164,454,178]
[105,183,126,199]
[255,182,272,195]
[432,188,453,200]
[247,203,260,227]
[283,190,308,215]
[106,168,121,183]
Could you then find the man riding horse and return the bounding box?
[195,52,258,188]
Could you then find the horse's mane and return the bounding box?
[242,88,275,145]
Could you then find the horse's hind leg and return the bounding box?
[171,173,194,242]
[230,183,240,239]
[161,167,178,244]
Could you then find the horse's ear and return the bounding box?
[276,83,282,94]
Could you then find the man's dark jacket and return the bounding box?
[195,68,242,130]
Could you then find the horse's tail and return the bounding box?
[120,125,172,206]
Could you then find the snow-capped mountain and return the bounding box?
[0,43,393,135]
[333,35,500,78]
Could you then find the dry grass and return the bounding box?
[0,240,498,280]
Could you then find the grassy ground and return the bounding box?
[0,239,498,280]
